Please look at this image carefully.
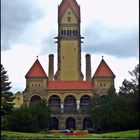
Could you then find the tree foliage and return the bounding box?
[5,100,51,132]
[90,64,139,133]
[1,64,12,93]
[1,64,14,115]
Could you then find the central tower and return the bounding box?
[55,0,84,80]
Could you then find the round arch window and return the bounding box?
[30,95,41,103]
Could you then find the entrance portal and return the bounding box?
[66,117,76,130]
[49,117,59,130]
[83,117,93,130]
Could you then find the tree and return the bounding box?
[90,64,139,133]
[90,92,101,133]
[1,64,11,93]
[119,64,139,95]
[29,99,51,130]
[7,100,51,132]
[7,105,38,132]
[1,64,14,115]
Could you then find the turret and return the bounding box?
[25,57,48,90]
[92,56,115,95]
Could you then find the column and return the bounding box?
[76,100,80,112]
[61,102,64,113]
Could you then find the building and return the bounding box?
[13,0,115,130]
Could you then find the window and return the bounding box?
[64,30,66,35]
[68,17,71,22]
[61,30,64,35]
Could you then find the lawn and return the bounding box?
[1,129,139,139]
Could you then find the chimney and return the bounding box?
[48,54,54,80]
[86,54,91,80]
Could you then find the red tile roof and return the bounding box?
[93,59,115,77]
[25,59,47,78]
[59,0,80,20]
[48,81,94,90]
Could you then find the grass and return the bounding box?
[1,129,139,139]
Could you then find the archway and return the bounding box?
[80,95,91,113]
[48,95,61,113]
[49,117,59,130]
[100,95,108,104]
[64,95,77,113]
[30,95,41,103]
[83,117,93,130]
[66,117,76,130]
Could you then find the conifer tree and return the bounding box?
[1,64,14,115]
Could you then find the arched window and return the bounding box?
[68,17,71,22]
[30,95,41,103]
[75,30,78,36]
[48,95,61,113]
[61,30,64,36]
[64,95,77,113]
[73,30,76,36]
[80,95,92,113]
[69,30,72,36]
[64,30,66,36]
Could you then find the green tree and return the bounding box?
[90,92,101,133]
[7,100,51,132]
[29,99,51,130]
[1,64,11,92]
[1,64,14,115]
[90,64,139,133]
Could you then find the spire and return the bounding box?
[25,58,47,78]
[93,58,115,78]
[58,0,80,21]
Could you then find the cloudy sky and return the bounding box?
[1,0,139,93]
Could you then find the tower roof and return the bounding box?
[93,58,115,78]
[58,0,80,20]
[25,58,47,78]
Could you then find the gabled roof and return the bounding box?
[93,58,115,78]
[48,81,94,91]
[58,0,80,20]
[25,58,47,78]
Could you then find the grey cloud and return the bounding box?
[82,21,139,58]
[40,32,57,55]
[1,0,43,50]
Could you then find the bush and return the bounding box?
[88,129,95,133]
[1,116,10,131]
